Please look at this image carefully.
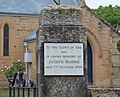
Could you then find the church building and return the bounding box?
[0,0,120,96]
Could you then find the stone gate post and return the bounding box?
[36,5,88,97]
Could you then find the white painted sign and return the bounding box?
[44,43,84,76]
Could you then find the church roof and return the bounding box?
[0,0,80,14]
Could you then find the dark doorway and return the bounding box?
[87,41,93,84]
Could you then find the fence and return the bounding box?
[8,69,37,97]
[9,86,37,97]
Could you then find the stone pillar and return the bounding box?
[37,5,87,97]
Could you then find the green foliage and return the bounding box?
[117,40,120,52]
[1,61,25,78]
[0,88,9,97]
[93,5,120,53]
[93,5,120,31]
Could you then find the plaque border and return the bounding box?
[43,42,85,77]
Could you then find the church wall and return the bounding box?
[82,6,120,87]
[110,31,120,87]
[24,6,120,88]
[0,6,119,90]
[0,15,39,86]
[27,41,37,84]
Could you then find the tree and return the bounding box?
[93,5,120,31]
[93,5,120,52]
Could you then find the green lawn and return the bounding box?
[0,88,9,97]
[0,88,35,97]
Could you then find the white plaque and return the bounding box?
[44,43,84,76]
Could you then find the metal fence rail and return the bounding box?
[8,69,38,97]
[9,86,37,97]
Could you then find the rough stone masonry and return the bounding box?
[37,5,88,97]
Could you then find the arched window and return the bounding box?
[87,41,93,84]
[3,24,9,56]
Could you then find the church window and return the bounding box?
[3,24,9,56]
[87,41,93,84]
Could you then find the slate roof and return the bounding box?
[0,0,79,14]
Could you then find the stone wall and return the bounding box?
[7,5,119,90]
[0,14,39,86]
[37,5,88,97]
[82,6,120,87]
[89,88,120,97]
[0,4,120,90]
[110,31,120,87]
[27,41,37,84]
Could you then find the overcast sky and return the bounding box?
[85,0,120,8]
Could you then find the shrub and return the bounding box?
[1,61,25,79]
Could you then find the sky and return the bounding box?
[85,0,120,8]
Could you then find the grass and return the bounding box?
[0,87,36,97]
[0,88,9,97]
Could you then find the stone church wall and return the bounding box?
[27,41,37,84]
[0,6,120,96]
[82,6,120,97]
[82,6,120,87]
[0,14,39,86]
[25,6,120,96]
